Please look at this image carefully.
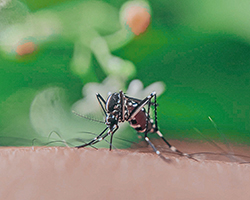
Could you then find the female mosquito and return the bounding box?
[75,91,194,160]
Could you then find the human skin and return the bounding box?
[0,141,249,199]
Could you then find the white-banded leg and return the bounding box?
[142,94,169,162]
[128,92,156,120]
[149,93,198,161]
[156,130,186,156]
[118,91,125,122]
[144,135,170,162]
[76,126,118,150]
[125,92,168,161]
[76,127,108,148]
[85,128,117,150]
[155,130,198,161]
[89,132,110,146]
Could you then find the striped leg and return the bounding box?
[128,92,156,120]
[156,130,190,157]
[141,93,169,161]
[144,135,170,162]
[76,127,108,148]
[151,93,198,161]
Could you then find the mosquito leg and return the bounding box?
[96,93,107,116]
[110,133,114,151]
[148,94,197,161]
[76,127,108,148]
[125,95,157,108]
[76,140,97,149]
[128,92,156,120]
[156,130,198,161]
[109,126,119,151]
[90,131,110,145]
[119,91,125,122]
[124,95,142,104]
[152,93,158,131]
[144,135,169,162]
[126,92,167,161]
[78,134,107,148]
[83,127,119,150]
[145,94,152,133]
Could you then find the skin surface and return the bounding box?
[0,140,249,199]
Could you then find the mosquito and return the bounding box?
[75,91,195,161]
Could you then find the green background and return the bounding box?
[1,0,250,147]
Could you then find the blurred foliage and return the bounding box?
[1,0,250,147]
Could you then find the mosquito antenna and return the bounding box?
[72,110,105,124]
